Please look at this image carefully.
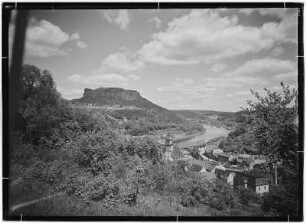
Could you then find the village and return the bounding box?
[162,135,279,196]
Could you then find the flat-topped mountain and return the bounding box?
[72,87,166,111]
[71,87,189,128]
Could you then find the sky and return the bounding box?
[9,8,299,111]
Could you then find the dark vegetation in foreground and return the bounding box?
[8,64,300,217]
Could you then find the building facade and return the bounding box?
[234,172,272,195]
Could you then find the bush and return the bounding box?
[261,184,298,216]
[236,186,261,205]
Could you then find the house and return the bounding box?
[215,169,236,186]
[213,163,226,172]
[234,171,272,194]
[212,149,224,157]
[217,153,234,162]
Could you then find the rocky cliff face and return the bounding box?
[72,87,165,110]
[83,87,140,100]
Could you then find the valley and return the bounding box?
[6,7,301,220]
[8,67,299,218]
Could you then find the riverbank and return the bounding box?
[175,124,230,148]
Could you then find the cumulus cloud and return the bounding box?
[211,63,227,72]
[149,17,162,28]
[225,57,296,77]
[101,50,144,72]
[98,9,296,73]
[24,18,70,57]
[76,41,88,49]
[71,32,80,40]
[70,32,88,49]
[103,10,131,30]
[10,18,88,58]
[137,9,297,66]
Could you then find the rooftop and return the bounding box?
[215,169,231,178]
[218,153,232,158]
[189,164,203,172]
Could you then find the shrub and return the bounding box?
[236,186,261,205]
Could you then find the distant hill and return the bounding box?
[173,110,235,120]
[173,110,247,128]
[72,87,167,111]
[70,87,204,135]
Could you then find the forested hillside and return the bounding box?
[71,87,204,136]
[173,110,246,129]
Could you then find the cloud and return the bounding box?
[76,41,88,49]
[23,18,70,57]
[239,8,293,19]
[149,17,162,28]
[68,73,130,88]
[225,57,296,77]
[271,47,284,56]
[10,18,88,58]
[103,10,131,30]
[211,63,227,72]
[71,32,80,40]
[57,86,84,100]
[67,71,139,89]
[101,50,144,72]
[175,77,194,84]
[128,74,140,80]
[156,78,217,99]
[70,32,88,49]
[275,72,297,83]
[137,9,297,66]
[153,75,267,110]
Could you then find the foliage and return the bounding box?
[210,180,241,211]
[261,184,298,216]
[246,82,298,171]
[244,83,299,216]
[236,186,261,205]
[190,147,201,159]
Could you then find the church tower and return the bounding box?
[164,134,174,161]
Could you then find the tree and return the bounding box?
[246,82,298,175]
[245,82,299,216]
[20,64,41,98]
[190,147,201,159]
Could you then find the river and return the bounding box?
[175,124,230,148]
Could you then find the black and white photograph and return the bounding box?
[3,2,303,221]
